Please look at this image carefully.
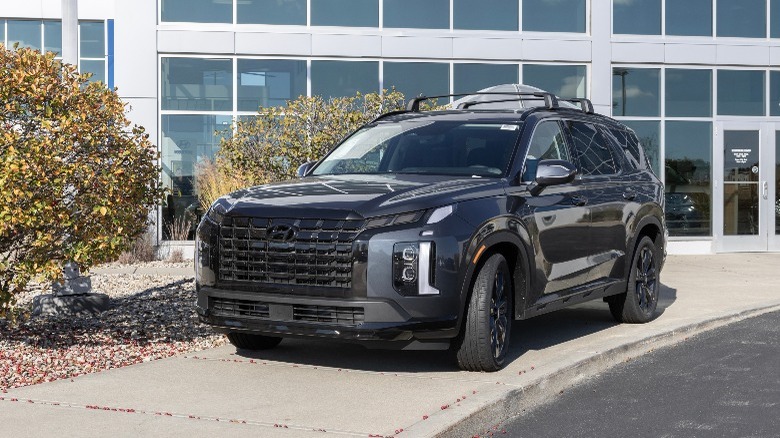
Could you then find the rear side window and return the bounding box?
[566,121,618,176]
[602,127,645,170]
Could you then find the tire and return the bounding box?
[455,253,513,372]
[608,236,660,324]
[227,332,282,350]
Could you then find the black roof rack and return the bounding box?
[561,98,595,114]
[406,92,560,112]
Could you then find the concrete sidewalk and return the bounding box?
[3,254,780,437]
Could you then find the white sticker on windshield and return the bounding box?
[500,124,519,131]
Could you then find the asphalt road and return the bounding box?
[500,310,780,438]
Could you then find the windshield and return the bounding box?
[311,119,523,177]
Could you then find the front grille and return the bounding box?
[211,297,365,326]
[218,217,364,288]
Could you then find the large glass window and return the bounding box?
[43,20,62,56]
[238,0,307,25]
[666,0,712,36]
[454,63,518,95]
[523,64,587,99]
[161,0,231,23]
[716,0,766,38]
[161,115,232,239]
[311,60,379,99]
[717,70,765,116]
[620,121,661,175]
[454,0,517,31]
[383,62,450,103]
[162,58,233,111]
[665,121,712,236]
[8,20,41,50]
[384,0,449,29]
[612,68,660,117]
[237,59,307,111]
[523,0,585,33]
[665,69,712,117]
[771,71,780,117]
[311,0,378,27]
[79,21,105,84]
[613,0,661,35]
[773,0,780,38]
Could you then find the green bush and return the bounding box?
[0,45,164,315]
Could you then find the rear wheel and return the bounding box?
[455,253,512,372]
[608,236,660,323]
[227,332,282,350]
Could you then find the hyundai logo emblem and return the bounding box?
[267,224,297,242]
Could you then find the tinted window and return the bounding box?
[667,0,712,36]
[81,60,105,84]
[603,128,644,171]
[717,70,765,116]
[453,63,519,95]
[717,0,766,38]
[455,0,517,31]
[771,71,780,116]
[161,0,231,23]
[312,0,378,27]
[43,20,62,56]
[237,59,307,111]
[384,0,449,29]
[612,68,660,117]
[8,20,41,50]
[383,62,450,104]
[80,22,104,58]
[238,0,306,25]
[523,64,587,99]
[162,58,233,111]
[613,0,661,35]
[665,69,712,117]
[523,121,570,181]
[773,0,780,38]
[311,60,379,99]
[620,121,660,175]
[567,121,617,176]
[665,121,712,236]
[523,0,585,33]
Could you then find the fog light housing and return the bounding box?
[393,242,439,295]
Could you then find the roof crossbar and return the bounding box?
[406,92,560,112]
[562,98,595,114]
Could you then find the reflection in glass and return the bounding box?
[237,59,306,111]
[455,0,517,31]
[773,0,780,38]
[771,71,780,116]
[311,60,379,99]
[453,63,518,95]
[384,0,449,29]
[44,21,62,56]
[717,70,765,116]
[523,0,585,33]
[79,22,105,58]
[612,68,660,117]
[238,0,306,25]
[717,0,766,38]
[162,58,233,111]
[723,131,760,236]
[665,69,712,117]
[161,0,231,23]
[311,0,378,27]
[523,64,586,99]
[383,62,450,103]
[665,122,712,236]
[620,121,660,175]
[80,60,106,84]
[161,115,232,239]
[666,0,712,36]
[8,20,41,50]
[613,0,661,35]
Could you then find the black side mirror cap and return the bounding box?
[297,161,316,178]
[529,159,577,196]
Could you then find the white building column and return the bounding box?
[61,0,78,65]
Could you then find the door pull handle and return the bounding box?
[623,189,636,201]
[571,196,588,207]
[762,181,768,200]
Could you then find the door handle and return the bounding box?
[571,195,588,207]
[763,181,769,200]
[623,188,636,200]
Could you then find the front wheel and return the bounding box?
[455,253,513,372]
[608,236,660,323]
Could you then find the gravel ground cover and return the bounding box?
[0,271,226,392]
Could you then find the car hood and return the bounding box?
[223,174,504,219]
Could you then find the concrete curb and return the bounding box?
[409,303,780,437]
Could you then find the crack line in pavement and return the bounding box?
[0,396,374,437]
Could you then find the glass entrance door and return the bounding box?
[715,123,778,252]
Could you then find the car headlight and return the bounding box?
[393,242,439,295]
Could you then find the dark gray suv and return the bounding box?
[195,89,666,372]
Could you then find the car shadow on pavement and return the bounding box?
[233,283,678,373]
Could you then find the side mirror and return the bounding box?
[296,161,316,178]
[529,159,577,196]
